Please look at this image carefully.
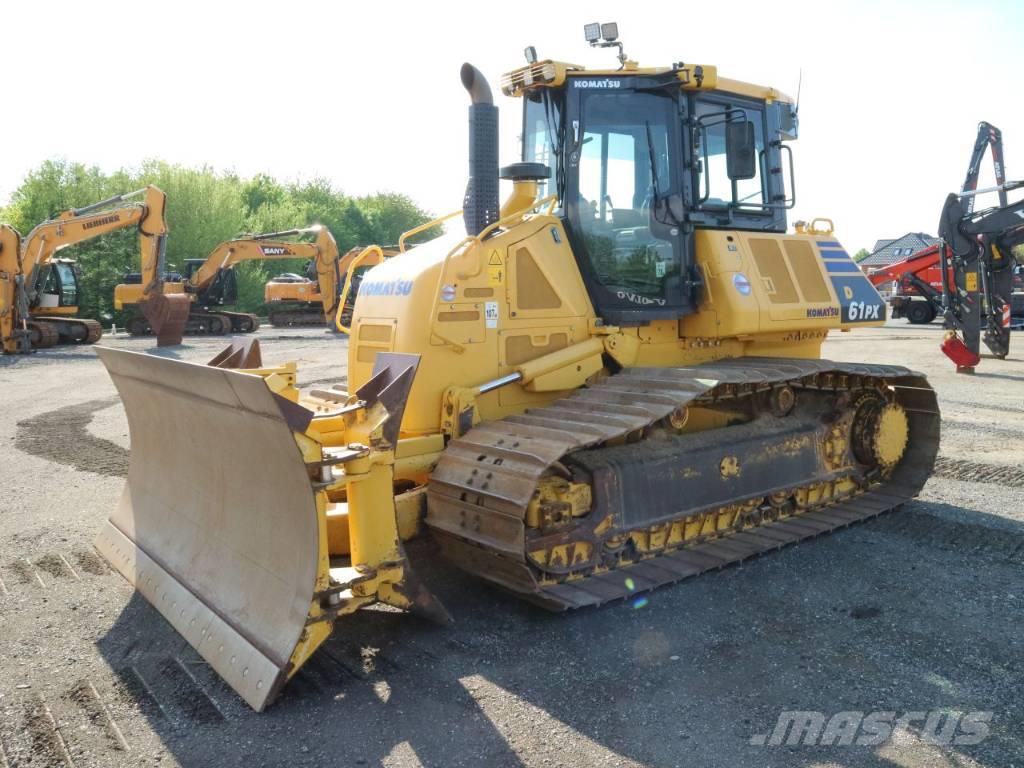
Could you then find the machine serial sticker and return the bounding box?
[484,301,499,329]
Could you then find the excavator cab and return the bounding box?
[181,258,239,306]
[519,65,796,323]
[33,259,82,310]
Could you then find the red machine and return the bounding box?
[867,244,949,324]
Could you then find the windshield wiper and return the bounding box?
[644,121,682,227]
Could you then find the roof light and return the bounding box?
[584,21,629,67]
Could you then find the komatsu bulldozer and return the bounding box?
[94,27,940,711]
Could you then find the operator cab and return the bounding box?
[34,259,82,309]
[512,26,798,324]
[183,258,239,306]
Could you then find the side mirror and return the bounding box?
[726,121,757,181]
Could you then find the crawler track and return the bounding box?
[29,316,103,347]
[426,357,940,610]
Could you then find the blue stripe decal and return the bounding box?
[829,275,886,323]
[826,261,862,273]
[817,240,842,248]
[819,248,848,257]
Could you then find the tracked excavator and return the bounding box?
[0,186,169,354]
[94,26,940,711]
[115,226,328,340]
[264,243,394,328]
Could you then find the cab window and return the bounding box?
[573,91,677,305]
[55,262,78,305]
[694,98,766,209]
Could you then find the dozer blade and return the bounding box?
[94,346,335,710]
[140,293,191,346]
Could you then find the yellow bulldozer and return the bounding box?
[0,185,168,354]
[263,242,394,328]
[94,26,940,711]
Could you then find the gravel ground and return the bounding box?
[0,322,1022,768]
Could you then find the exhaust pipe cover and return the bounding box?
[461,63,500,237]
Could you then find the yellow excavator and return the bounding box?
[264,244,394,328]
[94,26,940,711]
[0,186,169,354]
[115,225,375,342]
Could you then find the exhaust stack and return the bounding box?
[460,63,499,236]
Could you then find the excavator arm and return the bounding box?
[188,227,328,289]
[961,122,1008,213]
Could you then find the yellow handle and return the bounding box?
[335,245,385,334]
[398,210,463,253]
[808,217,835,235]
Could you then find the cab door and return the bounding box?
[564,81,695,325]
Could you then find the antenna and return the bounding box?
[795,68,803,115]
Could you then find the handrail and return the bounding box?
[398,210,463,253]
[428,195,558,351]
[335,245,385,334]
[455,194,557,280]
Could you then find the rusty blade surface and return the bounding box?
[93,346,321,711]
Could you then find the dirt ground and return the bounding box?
[1,322,1022,768]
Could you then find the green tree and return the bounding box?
[357,192,437,246]
[241,174,286,216]
[1,159,437,322]
[853,248,871,263]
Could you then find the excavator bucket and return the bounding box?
[140,293,191,346]
[93,344,436,710]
